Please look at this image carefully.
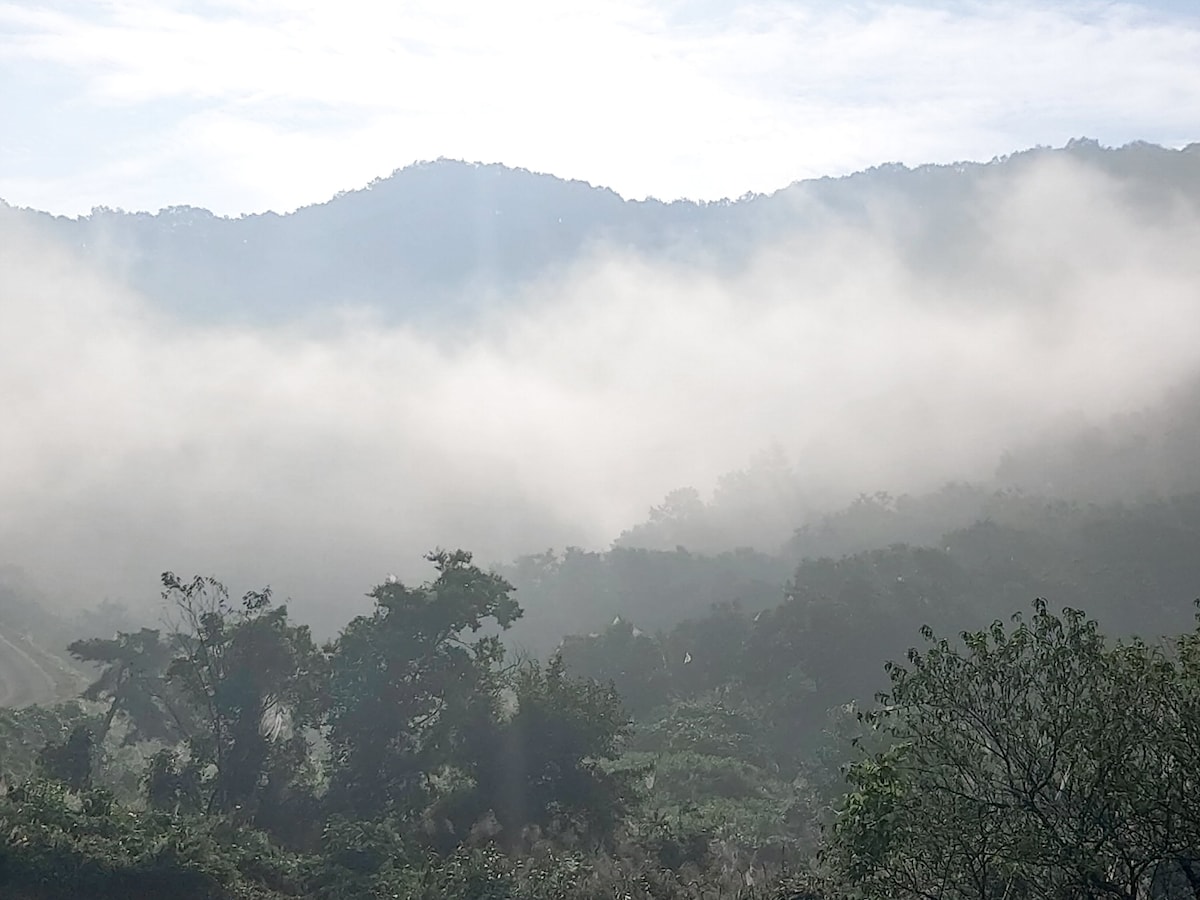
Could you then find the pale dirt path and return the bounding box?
[0,628,68,708]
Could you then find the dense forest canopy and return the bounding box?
[4,490,1200,898]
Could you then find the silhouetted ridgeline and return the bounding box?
[3,139,1198,324]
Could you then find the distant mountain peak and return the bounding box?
[5,140,1198,325]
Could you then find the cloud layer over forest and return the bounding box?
[5,153,1200,628]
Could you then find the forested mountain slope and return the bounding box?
[3,140,1198,324]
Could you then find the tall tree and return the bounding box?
[464,654,635,846]
[68,628,187,746]
[325,550,521,819]
[161,573,327,824]
[830,600,1200,900]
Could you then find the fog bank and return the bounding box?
[4,155,1200,629]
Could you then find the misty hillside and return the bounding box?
[10,0,1200,887]
[6,136,1200,630]
[5,139,1200,324]
[8,139,1200,899]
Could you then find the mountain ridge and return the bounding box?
[4,139,1200,324]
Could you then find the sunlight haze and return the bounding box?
[2,0,1199,214]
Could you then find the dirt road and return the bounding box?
[0,629,74,707]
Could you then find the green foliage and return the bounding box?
[161,572,328,833]
[829,600,1200,900]
[35,723,95,791]
[634,693,770,767]
[143,746,205,815]
[305,815,414,896]
[629,749,806,849]
[325,550,520,820]
[315,841,595,900]
[0,702,98,783]
[465,655,636,846]
[553,492,1200,802]
[69,627,188,746]
[0,778,298,899]
[501,545,790,657]
[418,845,592,900]
[19,514,1200,900]
[0,774,809,900]
[624,690,833,856]
[557,617,671,716]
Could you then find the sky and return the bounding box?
[2,0,1200,216]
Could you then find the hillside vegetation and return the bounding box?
[2,464,1200,897]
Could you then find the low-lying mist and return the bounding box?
[5,154,1200,631]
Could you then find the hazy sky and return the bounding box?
[2,0,1199,216]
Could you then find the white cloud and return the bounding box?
[1,1,1199,213]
